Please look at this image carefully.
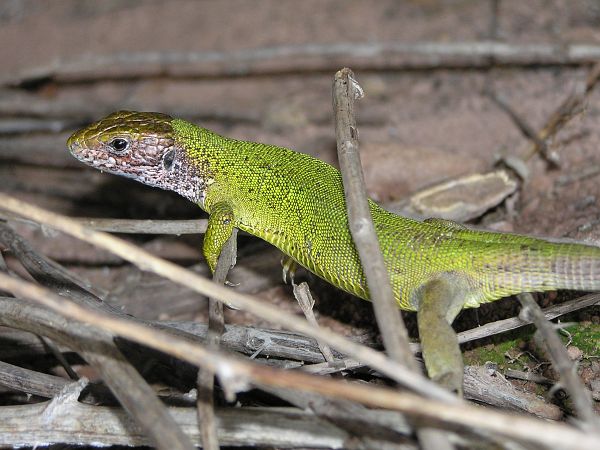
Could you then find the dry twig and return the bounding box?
[1,271,600,448]
[7,41,600,86]
[2,218,594,417]
[0,297,418,447]
[0,213,208,234]
[486,61,600,172]
[293,281,335,363]
[517,293,600,430]
[0,222,195,450]
[456,293,600,345]
[0,401,350,448]
[0,192,455,402]
[197,229,237,450]
[523,62,600,162]
[333,68,416,371]
[333,67,454,450]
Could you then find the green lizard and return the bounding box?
[68,110,600,394]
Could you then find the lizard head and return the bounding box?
[68,110,206,203]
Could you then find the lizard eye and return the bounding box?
[163,149,176,170]
[108,138,129,153]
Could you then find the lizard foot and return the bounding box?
[281,256,298,285]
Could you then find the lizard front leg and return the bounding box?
[416,272,469,396]
[203,201,236,274]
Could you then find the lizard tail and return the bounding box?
[545,243,600,291]
[490,240,600,297]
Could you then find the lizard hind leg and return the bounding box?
[416,272,471,397]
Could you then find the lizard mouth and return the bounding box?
[67,138,95,165]
[67,134,117,171]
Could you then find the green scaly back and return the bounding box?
[171,118,600,311]
[68,111,600,312]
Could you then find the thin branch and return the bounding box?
[1,220,352,366]
[486,61,600,173]
[8,42,600,86]
[0,221,109,301]
[0,295,562,423]
[0,192,455,402]
[304,357,562,419]
[334,66,456,450]
[0,359,119,405]
[74,217,208,234]
[0,359,75,399]
[1,213,208,234]
[293,281,335,363]
[524,62,600,161]
[1,217,596,414]
[333,67,416,371]
[335,67,454,450]
[162,293,600,358]
[517,293,600,430]
[197,229,237,450]
[487,89,557,166]
[332,70,457,450]
[0,304,575,418]
[456,293,600,345]
[0,299,424,448]
[0,402,351,448]
[1,278,599,449]
[0,222,195,450]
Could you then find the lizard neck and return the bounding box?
[160,147,209,206]
[170,119,233,207]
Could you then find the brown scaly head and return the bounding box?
[67,111,206,203]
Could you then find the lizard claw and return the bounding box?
[281,256,298,285]
[223,280,240,308]
[224,301,240,310]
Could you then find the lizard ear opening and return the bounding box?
[162,149,176,170]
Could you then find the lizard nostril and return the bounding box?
[67,132,79,151]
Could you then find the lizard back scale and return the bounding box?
[68,110,600,311]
